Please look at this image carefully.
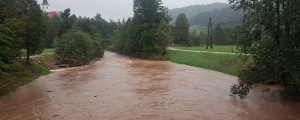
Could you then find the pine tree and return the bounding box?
[23,0,46,62]
[174,13,189,48]
[0,0,30,63]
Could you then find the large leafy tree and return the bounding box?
[44,8,77,48]
[155,20,173,56]
[0,0,46,63]
[23,0,47,62]
[58,8,77,37]
[44,17,62,48]
[0,0,25,63]
[214,24,231,45]
[229,0,300,95]
[131,0,169,57]
[109,0,170,58]
[174,13,189,48]
[55,30,103,65]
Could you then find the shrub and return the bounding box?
[54,30,104,65]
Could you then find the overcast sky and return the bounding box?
[38,0,228,21]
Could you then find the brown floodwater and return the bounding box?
[0,51,299,120]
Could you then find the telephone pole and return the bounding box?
[206,17,213,49]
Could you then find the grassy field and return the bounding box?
[42,48,55,55]
[21,48,55,55]
[175,45,238,53]
[168,49,241,76]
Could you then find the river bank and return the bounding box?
[0,51,299,120]
[0,58,50,95]
[0,51,60,95]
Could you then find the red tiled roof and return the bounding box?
[47,11,61,18]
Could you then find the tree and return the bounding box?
[58,8,76,37]
[113,18,135,53]
[44,17,62,48]
[23,0,47,62]
[189,31,201,46]
[0,0,24,63]
[0,0,46,63]
[174,13,189,48]
[155,20,173,56]
[229,0,300,96]
[55,30,104,65]
[108,0,170,58]
[126,0,169,57]
[214,24,230,45]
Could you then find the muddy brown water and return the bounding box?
[0,51,299,120]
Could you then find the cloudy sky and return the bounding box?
[38,0,228,20]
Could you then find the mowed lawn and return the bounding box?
[168,49,240,76]
[175,45,238,53]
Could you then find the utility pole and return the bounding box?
[206,17,213,49]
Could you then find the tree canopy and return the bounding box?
[0,0,46,63]
[174,13,190,47]
[110,0,171,59]
[229,0,300,96]
[23,0,47,62]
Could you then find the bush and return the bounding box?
[230,84,250,99]
[229,0,300,98]
[54,30,104,65]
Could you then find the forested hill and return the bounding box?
[168,3,229,24]
[190,7,244,28]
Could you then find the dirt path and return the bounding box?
[0,51,299,120]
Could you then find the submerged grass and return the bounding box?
[168,49,240,76]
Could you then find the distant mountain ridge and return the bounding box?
[168,3,230,24]
[190,7,244,28]
[168,3,244,28]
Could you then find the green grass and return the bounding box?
[43,53,57,61]
[168,49,240,76]
[42,48,55,55]
[0,60,50,95]
[175,45,238,53]
[21,48,55,55]
[0,48,55,95]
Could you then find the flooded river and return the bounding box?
[0,51,299,120]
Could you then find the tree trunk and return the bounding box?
[274,0,281,45]
[26,44,30,63]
